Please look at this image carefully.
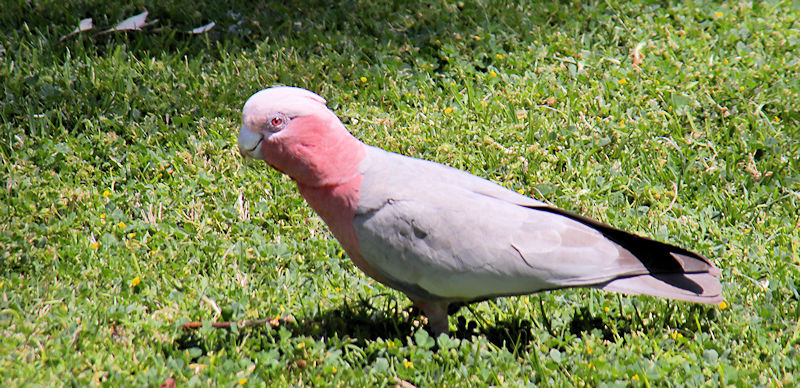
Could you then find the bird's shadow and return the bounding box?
[175,296,719,357]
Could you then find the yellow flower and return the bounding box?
[127,232,136,239]
[100,213,106,219]
[331,366,337,373]
[632,374,639,381]
[604,306,610,312]
[444,107,453,114]
[118,221,126,229]
[774,116,780,122]
[724,58,728,65]
[103,190,111,198]
[297,342,306,349]
[618,78,628,85]
[0,281,4,288]
[238,377,247,385]
[718,301,728,309]
[404,360,414,368]
[496,54,504,59]
[740,86,745,91]
[360,77,367,83]
[91,241,99,249]
[714,12,723,18]
[489,70,497,77]
[517,189,524,195]
[131,276,141,287]
[586,345,592,355]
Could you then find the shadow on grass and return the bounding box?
[175,296,719,358]
[4,0,590,144]
[14,0,584,66]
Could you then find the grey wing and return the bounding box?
[354,168,651,301]
[354,146,721,304]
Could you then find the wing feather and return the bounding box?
[354,146,721,304]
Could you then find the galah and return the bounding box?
[237,86,722,334]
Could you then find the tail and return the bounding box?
[533,206,723,304]
[600,270,722,304]
[599,252,722,304]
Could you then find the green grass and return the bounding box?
[2,0,799,385]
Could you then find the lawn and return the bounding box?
[2,0,799,385]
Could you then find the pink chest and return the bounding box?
[296,177,386,283]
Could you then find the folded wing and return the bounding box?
[354,146,721,304]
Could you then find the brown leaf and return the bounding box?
[106,11,150,33]
[59,18,93,42]
[75,18,94,33]
[187,22,215,34]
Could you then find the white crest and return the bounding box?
[243,86,328,120]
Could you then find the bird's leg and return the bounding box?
[412,299,450,336]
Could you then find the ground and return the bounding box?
[1,0,799,386]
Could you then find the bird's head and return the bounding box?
[237,86,365,187]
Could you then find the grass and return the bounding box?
[2,0,799,385]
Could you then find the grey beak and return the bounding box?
[237,125,263,160]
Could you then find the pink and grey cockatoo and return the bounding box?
[237,86,722,334]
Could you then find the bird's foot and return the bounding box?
[411,299,450,336]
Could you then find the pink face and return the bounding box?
[238,112,289,160]
[238,87,328,159]
[237,87,330,162]
[237,87,365,187]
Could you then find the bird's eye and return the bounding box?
[271,117,283,127]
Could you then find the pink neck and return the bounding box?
[297,175,385,283]
[264,113,386,283]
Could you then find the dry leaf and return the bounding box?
[74,18,94,34]
[59,18,93,42]
[187,22,215,34]
[631,41,646,68]
[106,11,150,32]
